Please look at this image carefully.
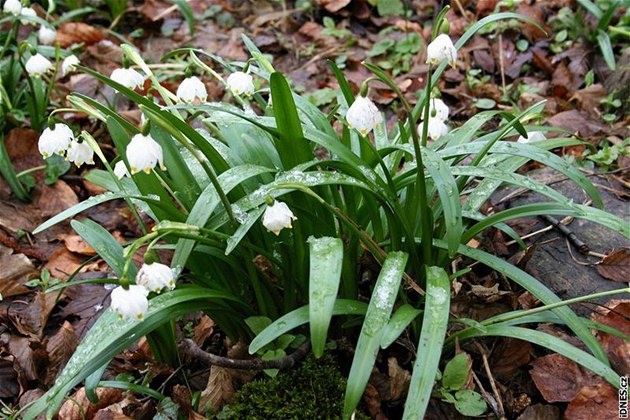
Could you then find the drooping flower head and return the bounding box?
[226,71,254,97]
[110,68,146,90]
[126,133,165,174]
[61,55,80,76]
[136,262,175,293]
[346,95,383,136]
[19,5,36,24]
[262,200,297,235]
[113,160,130,179]
[38,25,56,45]
[3,0,22,15]
[417,117,449,141]
[426,98,449,121]
[426,33,457,68]
[517,131,546,144]
[25,53,53,77]
[65,140,94,167]
[110,285,149,320]
[38,123,74,157]
[176,76,208,103]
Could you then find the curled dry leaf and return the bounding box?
[0,357,20,399]
[56,22,105,48]
[200,366,234,413]
[63,234,97,256]
[193,315,215,346]
[44,246,85,280]
[596,249,630,283]
[0,249,37,298]
[58,387,123,420]
[45,321,78,387]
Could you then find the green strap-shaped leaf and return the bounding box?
[270,72,312,169]
[308,237,344,357]
[381,304,422,349]
[344,251,408,419]
[248,299,368,354]
[403,266,450,419]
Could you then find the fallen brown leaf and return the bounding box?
[0,357,20,399]
[63,234,97,256]
[490,338,531,379]
[547,109,606,138]
[388,357,411,401]
[193,315,215,346]
[58,387,123,420]
[516,403,561,420]
[530,353,601,402]
[12,291,59,339]
[8,336,47,383]
[0,247,37,298]
[314,0,351,13]
[45,321,78,387]
[596,249,630,283]
[35,180,79,218]
[592,300,630,375]
[199,366,234,413]
[564,383,619,420]
[44,246,85,280]
[56,22,105,48]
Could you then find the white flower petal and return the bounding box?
[425,98,449,121]
[25,53,53,77]
[418,117,449,140]
[113,160,129,179]
[61,55,80,76]
[136,262,175,293]
[3,0,22,15]
[38,25,56,45]
[66,140,94,167]
[38,123,74,157]
[110,68,146,90]
[346,95,382,136]
[176,76,208,103]
[126,133,165,174]
[517,131,546,143]
[262,201,297,235]
[226,71,254,97]
[110,285,149,320]
[19,5,36,24]
[426,34,457,68]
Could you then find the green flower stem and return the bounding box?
[445,286,630,346]
[81,131,148,235]
[189,51,248,109]
[0,21,18,63]
[0,133,30,201]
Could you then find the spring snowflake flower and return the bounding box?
[418,117,449,141]
[426,34,457,68]
[136,262,175,293]
[65,140,94,167]
[25,53,53,77]
[3,0,21,15]
[346,95,383,136]
[61,55,79,76]
[226,71,254,97]
[126,133,165,174]
[38,25,56,45]
[425,98,449,121]
[19,5,35,24]
[262,200,297,235]
[176,76,207,103]
[38,123,74,157]
[517,131,546,144]
[113,160,130,179]
[110,285,149,320]
[110,68,145,90]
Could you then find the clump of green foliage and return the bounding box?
[217,353,365,420]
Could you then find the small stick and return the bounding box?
[539,214,590,254]
[471,370,503,420]
[475,342,506,419]
[180,338,311,371]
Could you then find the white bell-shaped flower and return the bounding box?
[176,76,207,103]
[262,200,297,235]
[25,53,53,77]
[517,131,546,144]
[110,285,149,320]
[423,98,449,121]
[65,140,94,167]
[226,71,255,97]
[3,0,22,15]
[61,55,79,76]
[110,68,145,90]
[113,160,130,179]
[346,95,383,136]
[38,25,56,45]
[19,5,36,24]
[126,133,165,174]
[38,123,74,157]
[418,117,449,141]
[426,34,457,68]
[136,262,175,293]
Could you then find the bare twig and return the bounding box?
[474,342,506,419]
[180,339,311,371]
[539,214,589,254]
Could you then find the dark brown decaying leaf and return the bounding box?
[313,0,351,13]
[490,338,531,379]
[547,109,606,138]
[0,249,37,298]
[44,246,85,280]
[8,336,47,383]
[516,403,561,420]
[11,291,59,339]
[591,300,630,375]
[388,357,411,401]
[596,249,630,283]
[193,315,215,346]
[564,383,619,420]
[529,353,602,402]
[45,321,78,387]
[35,181,79,218]
[0,357,20,398]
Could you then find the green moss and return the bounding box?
[217,353,368,420]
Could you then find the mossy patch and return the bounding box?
[216,353,369,419]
